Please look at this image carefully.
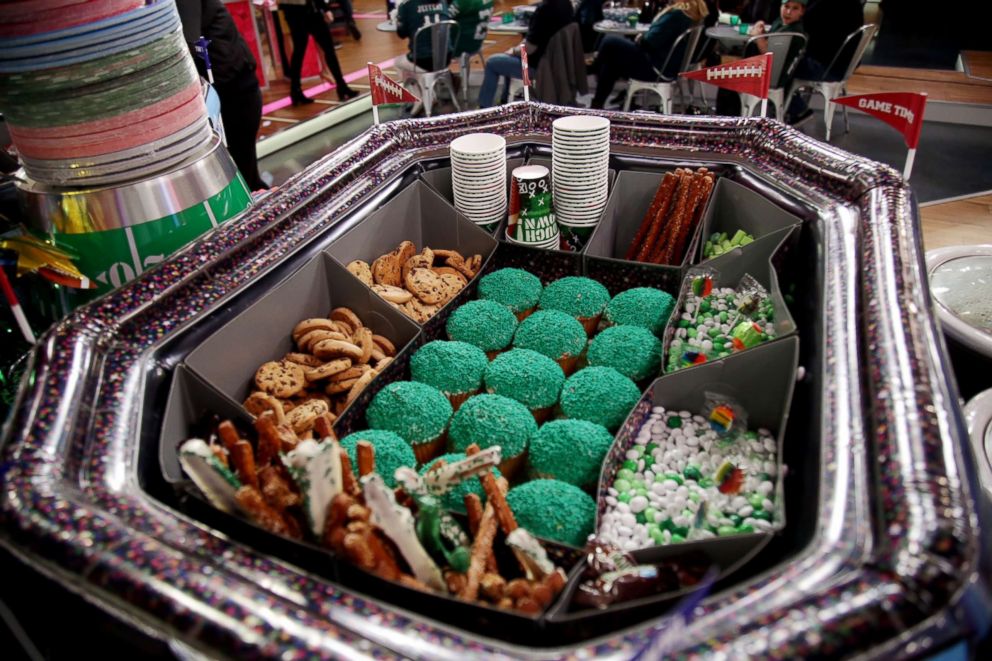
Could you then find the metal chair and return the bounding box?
[458,48,486,102]
[623,24,704,114]
[400,20,461,117]
[738,31,807,122]
[786,23,877,140]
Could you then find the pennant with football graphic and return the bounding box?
[368,62,419,125]
[681,52,773,99]
[832,92,927,179]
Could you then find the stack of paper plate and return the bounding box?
[450,133,507,233]
[551,115,610,233]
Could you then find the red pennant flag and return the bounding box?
[368,63,419,106]
[681,53,772,99]
[520,42,530,87]
[832,92,927,149]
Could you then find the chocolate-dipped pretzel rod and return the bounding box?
[628,170,679,261]
[659,168,710,265]
[651,169,694,265]
[634,170,680,263]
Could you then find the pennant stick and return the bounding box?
[523,83,530,103]
[367,62,380,126]
[903,147,916,181]
[0,268,35,345]
[760,98,768,117]
[372,104,380,126]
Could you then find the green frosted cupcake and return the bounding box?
[528,419,614,488]
[506,479,596,547]
[419,452,502,514]
[560,366,641,432]
[604,287,676,335]
[448,393,537,479]
[478,267,543,320]
[513,309,587,375]
[587,325,664,382]
[484,348,564,422]
[340,429,417,488]
[446,299,518,357]
[410,340,489,410]
[366,381,453,464]
[538,276,610,335]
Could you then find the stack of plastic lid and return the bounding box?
[0,0,211,187]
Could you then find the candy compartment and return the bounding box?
[184,253,421,428]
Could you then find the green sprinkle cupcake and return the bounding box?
[604,287,676,335]
[513,309,587,376]
[419,452,502,514]
[587,325,664,382]
[446,299,519,358]
[366,381,453,464]
[528,419,614,488]
[410,340,489,411]
[340,429,417,488]
[477,267,543,321]
[560,366,641,432]
[448,393,537,479]
[484,348,565,423]
[538,276,610,335]
[506,479,596,547]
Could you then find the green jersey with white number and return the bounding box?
[449,0,494,56]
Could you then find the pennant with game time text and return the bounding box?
[832,92,927,149]
[368,63,419,106]
[681,52,772,99]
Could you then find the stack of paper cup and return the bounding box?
[505,165,559,250]
[451,133,507,233]
[552,115,611,251]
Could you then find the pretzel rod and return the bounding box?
[356,440,375,477]
[258,465,300,510]
[314,412,338,441]
[323,492,356,547]
[673,173,714,263]
[652,170,694,264]
[217,420,242,454]
[229,440,259,489]
[343,531,376,570]
[463,493,498,572]
[466,444,517,534]
[338,449,361,497]
[635,171,680,262]
[235,486,295,537]
[626,172,677,260]
[460,500,497,601]
[254,415,282,467]
[365,529,403,580]
[663,171,710,265]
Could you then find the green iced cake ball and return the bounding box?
[410,340,488,396]
[484,348,564,409]
[366,381,452,446]
[478,267,543,314]
[587,325,664,381]
[446,299,518,352]
[447,393,536,459]
[513,309,587,361]
[560,366,641,431]
[419,452,502,514]
[529,419,614,487]
[538,276,610,318]
[506,479,596,547]
[604,287,676,335]
[340,429,416,488]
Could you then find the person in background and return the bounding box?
[450,0,495,63]
[589,0,709,110]
[738,0,778,24]
[395,0,451,74]
[477,0,574,107]
[576,0,605,53]
[279,0,358,104]
[714,0,806,118]
[177,0,266,190]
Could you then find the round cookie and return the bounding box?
[528,419,614,487]
[604,287,676,335]
[410,340,489,410]
[477,267,543,319]
[419,452,503,514]
[446,299,519,355]
[538,276,610,335]
[587,325,664,382]
[560,366,642,432]
[366,381,453,463]
[447,394,537,479]
[506,479,596,547]
[512,309,587,375]
[254,360,306,399]
[484,348,564,420]
[340,429,417,488]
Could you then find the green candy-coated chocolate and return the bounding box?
[614,478,631,492]
[528,419,614,487]
[587,325,664,381]
[484,348,564,409]
[717,525,737,536]
[667,416,682,429]
[447,394,536,458]
[603,287,675,335]
[410,340,488,395]
[683,465,702,481]
[506,479,596,547]
[366,381,452,446]
[341,429,417,488]
[618,492,631,503]
[538,276,610,319]
[512,309,587,361]
[446,299,518,352]
[477,267,543,314]
[617,468,635,481]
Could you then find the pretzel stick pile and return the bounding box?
[625,168,716,265]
